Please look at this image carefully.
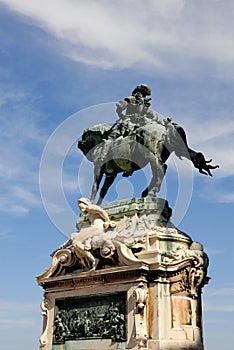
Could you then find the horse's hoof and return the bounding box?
[141,190,148,197]
[122,171,133,177]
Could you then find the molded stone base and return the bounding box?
[52,339,127,350]
[38,198,208,350]
[148,339,203,350]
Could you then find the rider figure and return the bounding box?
[99,84,163,167]
[116,84,163,134]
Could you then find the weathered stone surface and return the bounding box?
[37,198,209,350]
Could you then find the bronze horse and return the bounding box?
[78,121,218,204]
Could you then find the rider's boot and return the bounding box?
[99,139,111,164]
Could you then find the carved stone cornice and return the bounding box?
[38,264,149,291]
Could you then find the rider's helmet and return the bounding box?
[132,84,151,97]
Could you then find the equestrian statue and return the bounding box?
[78,84,219,204]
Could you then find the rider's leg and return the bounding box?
[99,139,112,163]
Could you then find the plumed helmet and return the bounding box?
[132,84,151,97]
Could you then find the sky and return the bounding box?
[0,0,234,349]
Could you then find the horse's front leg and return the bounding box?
[90,165,103,203]
[96,173,117,205]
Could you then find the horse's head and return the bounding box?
[78,123,112,156]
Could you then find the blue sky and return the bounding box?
[0,1,234,349]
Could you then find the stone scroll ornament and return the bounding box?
[77,84,219,205]
[39,298,50,348]
[133,282,149,348]
[162,242,209,297]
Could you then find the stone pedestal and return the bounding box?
[37,198,209,350]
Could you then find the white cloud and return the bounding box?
[0,300,38,329]
[12,186,41,206]
[204,305,234,312]
[176,113,234,179]
[0,186,41,216]
[0,201,29,216]
[203,287,234,313]
[205,247,223,256]
[0,318,35,328]
[0,89,47,216]
[0,90,27,107]
[215,192,234,203]
[0,300,37,312]
[206,288,234,296]
[1,0,234,77]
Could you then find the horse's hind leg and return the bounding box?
[142,157,167,198]
[97,173,117,205]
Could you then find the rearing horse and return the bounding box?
[78,121,218,204]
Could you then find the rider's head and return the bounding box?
[132,84,151,97]
[77,197,91,213]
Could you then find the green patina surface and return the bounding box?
[53,292,127,345]
[77,197,173,227]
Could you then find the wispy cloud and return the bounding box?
[0,90,27,107]
[0,0,233,227]
[0,318,35,328]
[203,287,234,313]
[215,192,234,203]
[176,109,234,180]
[198,175,234,203]
[0,300,38,312]
[1,0,234,77]
[0,300,38,329]
[205,248,223,256]
[0,89,47,216]
[206,288,234,297]
[0,187,41,215]
[204,305,234,312]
